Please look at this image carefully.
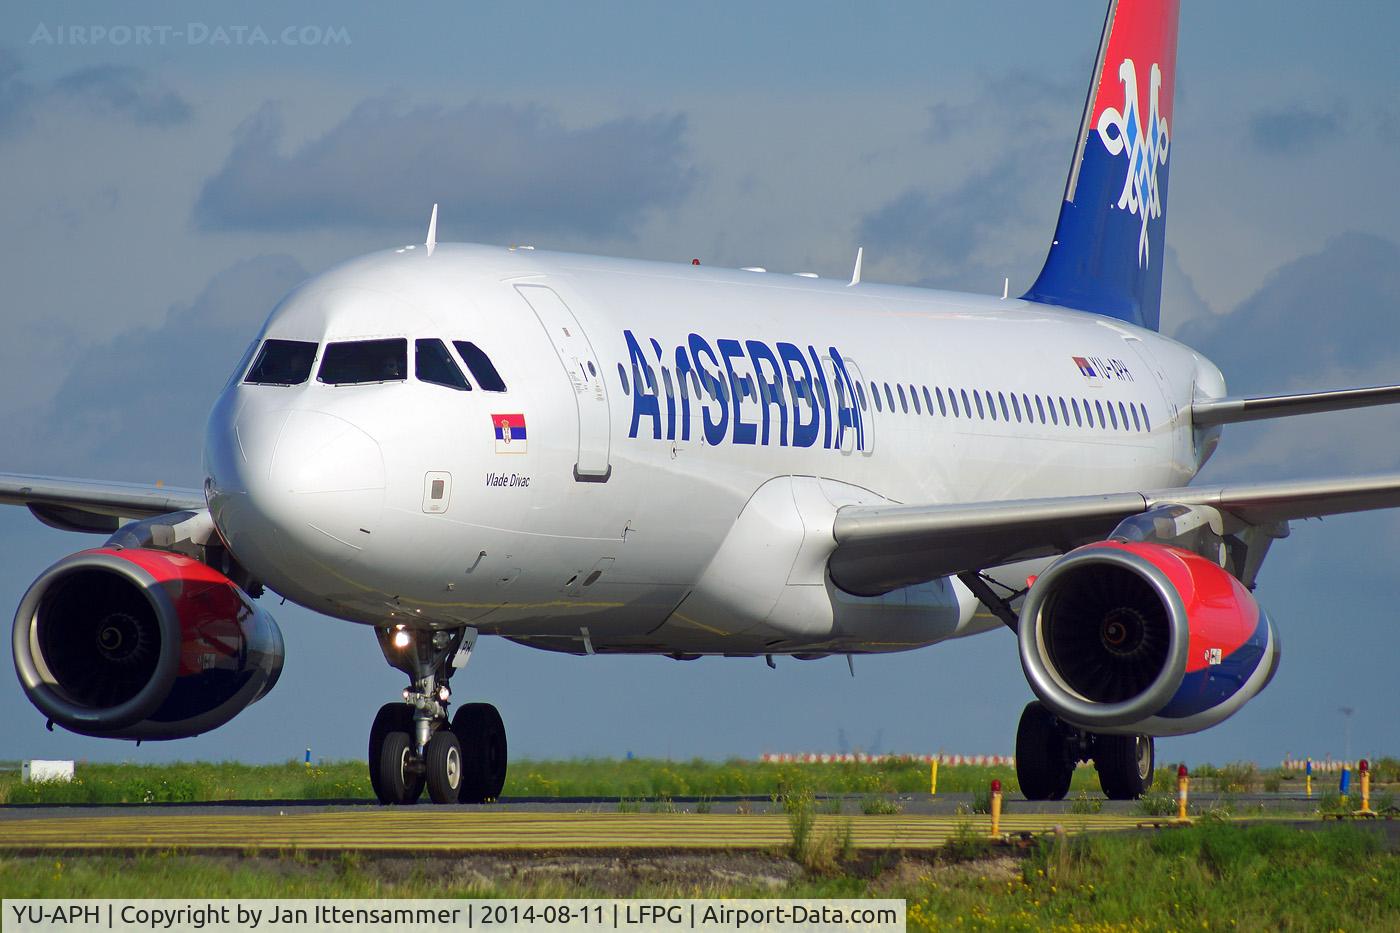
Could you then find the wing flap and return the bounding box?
[830,472,1400,596]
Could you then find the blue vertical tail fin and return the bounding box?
[1023,0,1180,332]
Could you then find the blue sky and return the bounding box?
[1,1,1398,770]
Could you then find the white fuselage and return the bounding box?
[203,244,1224,657]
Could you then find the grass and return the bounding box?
[0,761,370,805]
[1069,791,1103,815]
[0,757,1110,804]
[2,756,1393,806]
[7,822,1391,930]
[0,758,1000,804]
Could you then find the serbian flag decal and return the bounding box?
[1072,356,1101,385]
[492,413,527,453]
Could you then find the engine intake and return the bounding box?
[13,548,283,740]
[1019,541,1278,735]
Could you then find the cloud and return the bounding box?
[927,70,1076,144]
[856,144,1052,293]
[52,64,192,126]
[1159,246,1216,338]
[860,152,1035,268]
[1174,232,1400,395]
[0,51,191,138]
[0,49,36,136]
[1246,105,1342,156]
[16,255,308,485]
[852,67,1080,292]
[193,99,694,240]
[1178,232,1400,482]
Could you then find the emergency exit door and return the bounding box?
[516,284,612,481]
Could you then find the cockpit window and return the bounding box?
[453,341,507,392]
[318,338,408,385]
[415,338,471,391]
[244,339,317,386]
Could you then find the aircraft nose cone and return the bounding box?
[207,406,385,590]
[269,409,386,548]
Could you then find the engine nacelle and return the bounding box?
[12,548,283,740]
[1018,541,1279,736]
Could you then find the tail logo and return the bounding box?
[1096,59,1170,267]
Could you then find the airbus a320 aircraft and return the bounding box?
[8,0,1400,805]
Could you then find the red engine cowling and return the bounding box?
[1018,541,1279,736]
[12,547,283,740]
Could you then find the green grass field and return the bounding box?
[2,756,1396,805]
[3,758,1397,928]
[0,757,1026,804]
[1,822,1395,931]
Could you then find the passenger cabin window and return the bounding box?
[415,338,471,390]
[453,341,507,392]
[319,338,408,385]
[244,339,317,386]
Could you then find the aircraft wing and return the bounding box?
[829,472,1400,596]
[1191,383,1400,427]
[0,472,205,535]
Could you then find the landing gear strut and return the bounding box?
[367,626,508,805]
[1014,701,1154,801]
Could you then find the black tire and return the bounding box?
[1095,734,1154,800]
[1015,701,1074,801]
[377,730,424,805]
[369,702,414,804]
[425,730,463,804]
[453,702,507,803]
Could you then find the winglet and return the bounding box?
[425,203,438,256]
[848,246,863,286]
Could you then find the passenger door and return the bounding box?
[515,284,612,481]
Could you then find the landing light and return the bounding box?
[392,627,411,649]
[438,685,451,702]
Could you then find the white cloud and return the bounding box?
[193,99,694,239]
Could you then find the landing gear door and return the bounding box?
[516,285,612,482]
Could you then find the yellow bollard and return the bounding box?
[989,779,1003,838]
[1176,764,1191,824]
[1357,759,1375,816]
[930,758,939,796]
[1305,757,1312,798]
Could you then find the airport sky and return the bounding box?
[1,1,1399,769]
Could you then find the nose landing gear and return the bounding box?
[368,626,508,805]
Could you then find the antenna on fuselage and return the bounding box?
[425,203,438,256]
[848,246,863,286]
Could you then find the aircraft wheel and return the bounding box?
[377,731,425,805]
[369,702,414,804]
[453,702,507,803]
[1015,701,1074,800]
[425,730,463,804]
[1095,734,1154,800]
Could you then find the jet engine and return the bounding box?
[1018,540,1279,736]
[12,547,283,740]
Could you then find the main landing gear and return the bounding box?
[368,626,508,805]
[1015,700,1154,801]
